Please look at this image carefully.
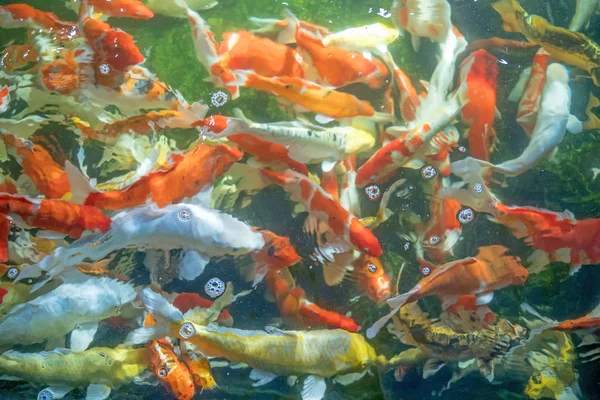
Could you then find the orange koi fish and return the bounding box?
[1,133,70,199]
[178,1,238,98]
[39,48,94,95]
[0,85,13,114]
[218,31,306,79]
[260,169,383,257]
[0,176,17,194]
[516,49,550,136]
[0,216,10,262]
[0,41,39,72]
[288,12,388,89]
[73,143,243,210]
[227,133,309,175]
[459,49,499,161]
[419,177,462,263]
[172,293,233,325]
[381,52,421,122]
[445,294,496,327]
[147,339,196,400]
[0,194,111,248]
[80,13,144,72]
[86,0,154,19]
[72,109,196,143]
[0,4,78,41]
[180,342,217,390]
[391,0,452,50]
[236,72,376,119]
[320,169,339,202]
[249,16,330,44]
[248,230,302,285]
[353,255,392,303]
[265,269,360,332]
[367,245,528,338]
[522,303,600,334]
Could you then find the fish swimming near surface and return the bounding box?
[0,277,136,350]
[0,346,148,400]
[127,288,387,400]
[19,203,265,289]
[0,4,78,41]
[367,245,528,338]
[492,0,600,85]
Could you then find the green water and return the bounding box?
[0,0,599,399]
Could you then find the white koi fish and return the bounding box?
[569,0,600,32]
[0,277,136,351]
[143,0,218,18]
[321,23,400,54]
[19,203,265,289]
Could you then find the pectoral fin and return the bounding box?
[423,359,446,379]
[302,375,327,400]
[249,369,279,387]
[178,250,210,281]
[567,114,583,133]
[476,292,494,306]
[70,322,99,352]
[86,383,111,400]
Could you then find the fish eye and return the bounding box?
[267,245,276,257]
[179,322,196,339]
[367,263,377,273]
[38,390,53,400]
[99,352,106,357]
[158,367,168,377]
[429,236,440,245]
[6,267,19,280]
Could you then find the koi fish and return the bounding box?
[444,294,496,328]
[321,23,400,54]
[249,16,330,44]
[172,292,233,325]
[439,158,600,274]
[367,245,528,338]
[219,30,306,78]
[459,49,499,161]
[144,0,218,18]
[233,72,378,119]
[20,203,265,288]
[381,52,421,122]
[391,0,452,51]
[0,41,39,72]
[86,0,154,19]
[465,37,539,53]
[147,339,195,400]
[492,0,600,85]
[0,4,78,41]
[0,281,40,315]
[516,49,550,136]
[70,143,242,210]
[128,288,387,400]
[181,345,217,390]
[569,0,600,32]
[287,12,389,89]
[39,47,94,95]
[259,169,382,256]
[1,133,71,199]
[0,277,136,350]
[195,113,375,170]
[0,193,111,241]
[247,230,301,285]
[352,255,392,303]
[265,269,360,332]
[178,0,238,98]
[521,302,600,334]
[463,64,582,177]
[80,11,145,72]
[227,133,309,175]
[0,346,148,399]
[0,84,14,113]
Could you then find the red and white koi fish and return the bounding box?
[0,4,78,41]
[1,133,71,199]
[462,63,582,177]
[194,113,375,170]
[265,268,359,332]
[440,158,600,274]
[177,0,238,98]
[0,84,14,113]
[70,143,243,210]
[458,49,499,161]
[391,0,452,51]
[516,49,550,137]
[232,71,378,120]
[259,169,383,257]
[355,94,464,187]
[381,52,421,122]
[0,194,111,258]
[39,47,94,95]
[218,30,306,79]
[249,16,330,44]
[1,41,40,72]
[80,7,145,72]
[367,245,528,338]
[286,12,389,89]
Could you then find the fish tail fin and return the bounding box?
[139,287,184,323]
[276,10,299,45]
[438,158,496,214]
[366,289,418,339]
[64,161,97,205]
[248,16,283,33]
[491,0,525,33]
[124,326,169,347]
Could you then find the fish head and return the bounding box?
[345,130,375,155]
[545,63,569,85]
[91,0,154,19]
[83,19,144,72]
[349,218,383,257]
[355,255,391,303]
[254,230,302,270]
[149,340,196,400]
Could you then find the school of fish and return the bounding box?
[0,0,598,399]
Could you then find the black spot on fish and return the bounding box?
[332,133,337,142]
[307,130,312,136]
[267,245,275,257]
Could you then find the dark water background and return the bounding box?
[0,0,599,399]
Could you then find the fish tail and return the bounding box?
[491,0,525,33]
[64,161,97,205]
[366,289,417,339]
